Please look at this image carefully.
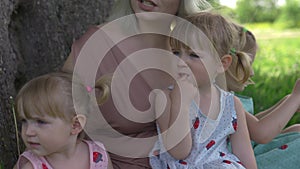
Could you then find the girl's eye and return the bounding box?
[20,119,27,124]
[190,53,200,58]
[36,119,47,125]
[172,51,180,56]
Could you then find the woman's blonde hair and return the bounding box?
[15,72,110,122]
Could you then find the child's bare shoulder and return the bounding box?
[16,161,34,169]
[233,95,246,117]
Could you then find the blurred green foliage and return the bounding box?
[277,0,300,28]
[218,0,300,29]
[236,0,280,23]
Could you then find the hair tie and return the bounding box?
[229,48,237,56]
[86,85,93,93]
[242,27,248,33]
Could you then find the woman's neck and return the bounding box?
[119,34,175,89]
[136,13,174,36]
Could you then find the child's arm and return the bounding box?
[254,95,288,119]
[230,96,257,169]
[246,78,300,144]
[155,80,197,160]
[255,79,300,118]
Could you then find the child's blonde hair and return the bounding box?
[15,72,110,122]
[233,23,258,61]
[170,11,253,89]
[226,23,258,91]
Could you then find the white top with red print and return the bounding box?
[150,87,245,169]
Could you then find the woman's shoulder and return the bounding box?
[74,23,110,44]
[71,22,119,52]
[76,25,100,43]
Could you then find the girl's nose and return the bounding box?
[177,55,189,67]
[24,123,36,136]
[177,57,190,77]
[177,59,188,70]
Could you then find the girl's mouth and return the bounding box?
[138,0,157,11]
[28,141,40,148]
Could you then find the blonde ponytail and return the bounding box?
[95,75,111,105]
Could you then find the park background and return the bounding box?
[0,0,299,168]
[215,0,300,126]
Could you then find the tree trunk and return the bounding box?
[0,0,113,168]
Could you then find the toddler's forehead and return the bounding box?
[19,105,59,120]
[20,110,45,119]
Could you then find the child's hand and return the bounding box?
[171,73,199,108]
[292,79,300,95]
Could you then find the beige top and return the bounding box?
[69,25,167,168]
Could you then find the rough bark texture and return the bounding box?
[0,0,113,168]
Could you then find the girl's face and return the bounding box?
[173,47,216,87]
[131,0,180,15]
[20,113,74,156]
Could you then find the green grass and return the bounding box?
[237,26,300,127]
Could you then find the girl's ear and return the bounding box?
[220,54,232,71]
[71,115,86,135]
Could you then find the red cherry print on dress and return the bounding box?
[206,140,215,150]
[153,150,160,157]
[42,163,48,169]
[93,151,103,163]
[219,152,225,157]
[279,144,288,150]
[237,161,243,166]
[193,117,200,129]
[179,160,187,165]
[232,117,237,131]
[223,160,232,164]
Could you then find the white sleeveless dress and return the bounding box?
[150,88,245,169]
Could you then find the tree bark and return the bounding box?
[0,0,113,168]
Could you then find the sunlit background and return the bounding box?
[220,0,286,8]
[216,0,300,126]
